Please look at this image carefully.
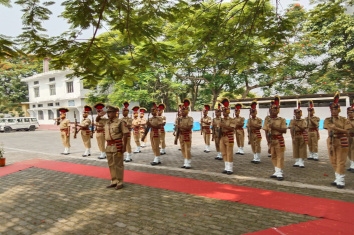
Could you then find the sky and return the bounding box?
[0,0,312,38]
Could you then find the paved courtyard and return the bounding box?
[1,129,353,234]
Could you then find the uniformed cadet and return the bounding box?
[139,108,148,147]
[212,103,222,160]
[96,105,129,190]
[56,107,71,155]
[147,102,163,165]
[80,105,92,157]
[131,105,142,154]
[200,104,212,153]
[219,98,236,175]
[264,101,274,158]
[323,92,351,189]
[347,105,354,173]
[176,98,194,169]
[121,101,133,162]
[263,95,287,181]
[158,103,167,155]
[234,103,245,155]
[306,100,320,161]
[289,102,307,168]
[94,103,107,159]
[246,100,263,164]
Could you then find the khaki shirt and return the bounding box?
[348,119,354,135]
[180,116,194,129]
[132,118,141,129]
[234,116,245,129]
[220,117,236,133]
[323,116,351,135]
[80,118,91,129]
[95,119,105,131]
[121,116,133,129]
[288,119,307,132]
[262,116,287,135]
[159,115,166,124]
[212,117,222,128]
[149,116,163,129]
[59,118,70,129]
[306,116,320,129]
[200,116,211,127]
[246,117,263,130]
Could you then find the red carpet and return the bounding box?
[2,159,354,234]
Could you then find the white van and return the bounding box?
[0,117,40,132]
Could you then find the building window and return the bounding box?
[48,103,53,107]
[49,77,55,82]
[55,102,60,106]
[34,87,40,97]
[38,110,44,120]
[38,104,43,108]
[68,100,75,106]
[66,81,74,93]
[34,81,39,85]
[49,84,56,96]
[32,105,36,108]
[48,110,54,120]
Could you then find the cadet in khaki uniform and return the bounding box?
[219,98,236,175]
[94,103,107,159]
[158,103,167,155]
[131,105,142,154]
[347,106,354,173]
[247,100,263,164]
[56,107,71,155]
[176,98,194,169]
[80,105,92,157]
[121,101,133,162]
[139,108,148,147]
[97,105,129,190]
[212,103,222,160]
[263,101,274,158]
[306,100,320,160]
[263,95,287,181]
[323,92,351,189]
[234,103,245,155]
[147,102,164,165]
[200,104,212,153]
[289,103,307,168]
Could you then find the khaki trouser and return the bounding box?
[126,137,131,153]
[150,132,160,156]
[235,129,244,147]
[106,151,124,186]
[96,132,105,152]
[160,132,166,148]
[250,133,261,154]
[214,136,220,152]
[270,140,285,169]
[220,136,234,162]
[308,131,319,153]
[202,129,211,145]
[60,131,70,148]
[179,135,192,159]
[348,136,354,161]
[81,130,91,148]
[292,136,307,159]
[133,133,140,147]
[140,129,148,143]
[327,138,348,174]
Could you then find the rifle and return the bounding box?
[90,111,94,138]
[266,115,272,154]
[217,118,222,145]
[330,116,334,156]
[211,113,215,141]
[200,111,203,135]
[174,114,180,145]
[141,112,150,141]
[247,111,251,145]
[73,111,79,139]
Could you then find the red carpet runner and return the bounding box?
[1,159,354,234]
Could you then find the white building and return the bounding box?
[21,67,91,125]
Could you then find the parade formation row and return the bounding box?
[55,92,354,190]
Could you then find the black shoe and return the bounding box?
[204,150,207,152]
[178,149,181,151]
[293,164,299,167]
[270,175,277,178]
[98,156,106,159]
[185,166,191,169]
[307,158,314,160]
[150,162,161,166]
[253,161,260,164]
[82,155,87,157]
[299,166,305,168]
[240,153,244,155]
[337,185,344,189]
[124,159,133,162]
[277,177,284,181]
[63,153,69,155]
[221,170,227,174]
[217,158,223,160]
[235,152,240,155]
[88,154,91,156]
[205,150,210,153]
[347,168,354,172]
[181,166,186,168]
[330,182,337,186]
[314,159,319,161]
[268,154,271,158]
[227,171,233,175]
[351,169,354,173]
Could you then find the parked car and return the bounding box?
[0,117,40,132]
